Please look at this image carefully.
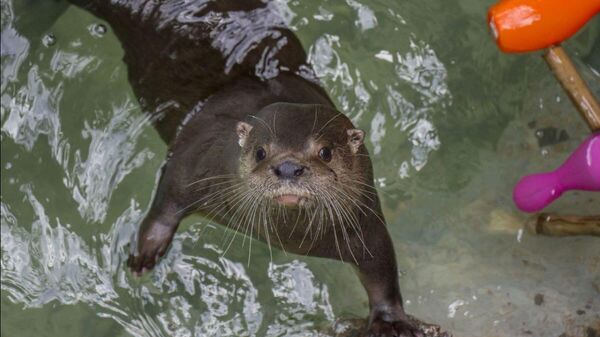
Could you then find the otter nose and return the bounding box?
[273,161,305,179]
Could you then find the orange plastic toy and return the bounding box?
[488,0,600,53]
[489,0,600,131]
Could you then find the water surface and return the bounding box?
[2,1,599,336]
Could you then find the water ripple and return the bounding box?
[2,1,598,337]
[67,101,155,223]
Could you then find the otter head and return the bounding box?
[235,103,368,209]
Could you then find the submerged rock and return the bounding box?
[328,316,452,337]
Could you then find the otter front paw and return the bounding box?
[127,222,175,275]
[365,317,424,337]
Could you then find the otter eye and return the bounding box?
[318,147,332,162]
[256,147,267,162]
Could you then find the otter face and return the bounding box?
[235,104,366,209]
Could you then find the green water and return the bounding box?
[1,1,599,336]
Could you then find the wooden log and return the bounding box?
[525,213,600,236]
[543,46,600,132]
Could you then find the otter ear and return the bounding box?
[347,129,365,154]
[236,122,253,147]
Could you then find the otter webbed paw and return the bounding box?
[364,307,425,337]
[364,317,424,337]
[127,216,178,275]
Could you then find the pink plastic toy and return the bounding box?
[513,133,600,212]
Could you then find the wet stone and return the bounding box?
[329,316,452,337]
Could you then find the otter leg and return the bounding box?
[356,228,423,337]
[127,204,182,274]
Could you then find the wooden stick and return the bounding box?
[543,46,600,132]
[536,48,600,238]
[526,213,600,237]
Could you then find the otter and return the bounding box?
[69,1,426,336]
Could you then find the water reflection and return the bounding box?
[307,24,450,176]
[2,187,336,336]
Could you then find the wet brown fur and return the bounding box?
[70,1,424,336]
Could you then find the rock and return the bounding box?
[329,315,452,337]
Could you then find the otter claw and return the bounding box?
[127,243,166,275]
[128,249,161,275]
[127,217,177,275]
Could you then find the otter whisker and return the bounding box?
[209,188,251,239]
[319,190,344,262]
[244,189,269,261]
[330,184,369,219]
[272,108,279,142]
[185,183,248,213]
[185,174,237,188]
[331,188,380,243]
[341,181,378,199]
[317,197,327,240]
[249,115,275,139]
[200,187,247,224]
[242,183,276,266]
[191,181,248,210]
[221,187,264,258]
[303,186,328,241]
[327,185,372,257]
[186,181,242,210]
[202,183,248,211]
[340,176,377,195]
[310,105,319,135]
[177,181,244,215]
[298,202,320,249]
[315,112,343,139]
[303,208,321,253]
[344,178,388,198]
[319,187,359,264]
[223,183,267,233]
[190,179,239,192]
[328,188,371,260]
[225,183,272,261]
[201,182,262,235]
[269,204,288,257]
[331,184,385,226]
[220,187,257,240]
[314,184,370,262]
[261,202,274,263]
[247,216,254,266]
[302,194,322,251]
[327,200,344,263]
[263,181,288,259]
[288,204,304,239]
